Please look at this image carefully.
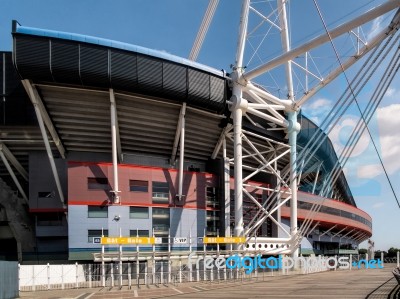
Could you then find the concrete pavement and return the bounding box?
[18,264,399,299]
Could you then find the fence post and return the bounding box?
[101,261,105,287]
[128,262,131,289]
[397,251,399,268]
[110,264,114,287]
[349,254,352,271]
[88,264,92,288]
[61,264,64,290]
[381,252,384,269]
[18,264,21,292]
[47,263,50,290]
[32,265,35,292]
[179,259,182,283]
[75,262,79,288]
[160,260,164,284]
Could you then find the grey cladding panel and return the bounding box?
[15,36,53,81]
[162,62,187,100]
[51,40,80,84]
[137,55,163,93]
[80,44,109,86]
[110,50,138,90]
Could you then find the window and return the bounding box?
[152,182,169,204]
[129,207,149,219]
[88,177,109,190]
[130,180,148,192]
[36,213,63,226]
[206,187,219,208]
[129,230,149,237]
[152,207,170,235]
[206,210,220,236]
[88,206,108,218]
[88,229,108,243]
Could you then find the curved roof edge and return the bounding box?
[12,20,225,78]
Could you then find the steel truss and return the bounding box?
[222,0,400,255]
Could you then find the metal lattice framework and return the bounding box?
[219,0,400,255]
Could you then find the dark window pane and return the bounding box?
[88,206,108,218]
[88,177,109,190]
[129,207,149,219]
[152,182,169,203]
[129,230,149,237]
[130,180,148,192]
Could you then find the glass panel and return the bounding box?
[88,177,109,190]
[152,182,169,203]
[88,229,108,242]
[129,207,149,219]
[129,230,149,237]
[88,206,108,218]
[130,180,148,192]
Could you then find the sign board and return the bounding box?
[93,237,101,244]
[203,237,245,244]
[173,237,188,244]
[100,237,155,245]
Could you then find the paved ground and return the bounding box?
[18,264,399,299]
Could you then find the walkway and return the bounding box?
[19,264,399,299]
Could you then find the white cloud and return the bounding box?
[302,98,333,125]
[376,104,400,174]
[372,202,384,209]
[328,115,370,158]
[367,16,383,40]
[357,164,382,179]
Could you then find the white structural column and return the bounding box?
[232,0,250,242]
[288,111,300,256]
[278,0,300,257]
[177,105,186,201]
[223,137,230,236]
[110,89,120,204]
[23,80,65,207]
[0,147,28,203]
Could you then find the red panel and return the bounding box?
[67,161,218,209]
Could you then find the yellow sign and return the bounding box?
[203,237,245,244]
[101,237,155,245]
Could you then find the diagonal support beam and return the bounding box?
[244,1,400,81]
[171,103,187,164]
[22,80,65,207]
[22,80,66,159]
[296,13,400,107]
[211,124,232,159]
[0,143,28,181]
[0,148,28,203]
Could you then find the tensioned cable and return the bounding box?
[312,0,400,208]
[298,6,400,236]
[300,45,400,238]
[321,48,400,198]
[246,16,399,238]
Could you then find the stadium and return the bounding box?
[6,11,397,263]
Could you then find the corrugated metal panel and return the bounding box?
[13,34,227,113]
[14,36,53,81]
[51,39,80,84]
[137,55,163,93]
[79,44,109,86]
[110,49,137,90]
[162,62,187,100]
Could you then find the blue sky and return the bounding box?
[1,0,399,251]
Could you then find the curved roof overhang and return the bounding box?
[5,21,355,206]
